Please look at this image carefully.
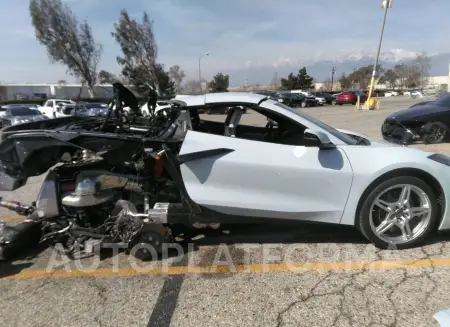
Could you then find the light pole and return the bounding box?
[330,66,337,91]
[366,0,391,103]
[198,53,209,93]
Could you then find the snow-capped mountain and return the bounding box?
[225,48,450,86]
[334,48,419,63]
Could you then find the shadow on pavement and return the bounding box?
[0,262,33,278]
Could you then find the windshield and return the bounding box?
[56,101,71,105]
[272,102,358,145]
[434,93,450,107]
[10,107,41,116]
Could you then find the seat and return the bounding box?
[224,107,244,137]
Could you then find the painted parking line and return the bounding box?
[3,257,450,280]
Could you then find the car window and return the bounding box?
[271,102,358,145]
[85,103,104,109]
[9,107,41,116]
[56,100,70,105]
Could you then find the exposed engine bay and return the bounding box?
[0,84,213,261]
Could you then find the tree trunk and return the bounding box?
[87,84,95,98]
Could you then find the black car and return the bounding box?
[311,92,336,105]
[270,92,316,108]
[381,93,450,144]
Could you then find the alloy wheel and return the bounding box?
[369,184,432,245]
[424,123,446,144]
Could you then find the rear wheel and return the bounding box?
[301,101,307,108]
[357,176,438,249]
[331,100,337,105]
[421,122,449,144]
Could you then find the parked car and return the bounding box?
[271,92,316,108]
[293,91,325,106]
[311,92,336,105]
[384,91,398,97]
[381,92,450,144]
[38,99,76,118]
[0,106,48,127]
[403,90,423,98]
[335,91,367,105]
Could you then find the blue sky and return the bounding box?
[0,0,449,83]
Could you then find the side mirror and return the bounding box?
[304,129,336,149]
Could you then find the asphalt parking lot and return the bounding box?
[2,95,450,327]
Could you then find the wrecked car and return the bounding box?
[1,85,450,260]
[381,92,450,144]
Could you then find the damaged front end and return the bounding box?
[381,118,422,145]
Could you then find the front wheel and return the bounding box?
[421,122,449,144]
[357,176,438,249]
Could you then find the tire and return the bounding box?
[357,176,438,249]
[301,101,307,108]
[421,122,449,144]
[331,100,337,105]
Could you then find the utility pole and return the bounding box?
[330,66,337,91]
[198,52,209,93]
[367,0,391,103]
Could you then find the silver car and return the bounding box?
[0,106,48,127]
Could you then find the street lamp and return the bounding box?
[366,0,391,104]
[198,53,210,93]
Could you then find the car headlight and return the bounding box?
[428,153,450,166]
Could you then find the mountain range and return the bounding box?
[226,48,450,87]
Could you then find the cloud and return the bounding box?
[0,0,449,83]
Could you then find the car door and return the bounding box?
[178,130,354,224]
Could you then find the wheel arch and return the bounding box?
[355,167,445,227]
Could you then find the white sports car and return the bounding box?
[177,93,449,249]
[0,92,448,251]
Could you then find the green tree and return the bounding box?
[281,67,314,90]
[297,67,314,89]
[98,70,119,84]
[280,73,299,90]
[338,73,352,90]
[209,73,229,92]
[155,64,176,97]
[379,69,398,89]
[112,9,159,95]
[168,65,185,93]
[29,0,103,96]
[346,65,383,89]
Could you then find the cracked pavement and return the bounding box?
[1,97,450,327]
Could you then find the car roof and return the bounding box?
[179,92,267,107]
